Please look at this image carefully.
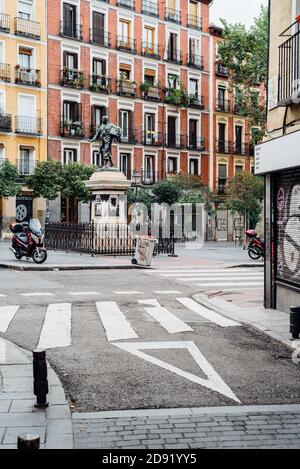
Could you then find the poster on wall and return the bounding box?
[16,196,33,223]
[276,170,300,287]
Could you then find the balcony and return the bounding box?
[189,95,205,110]
[165,133,185,149]
[14,17,40,40]
[216,62,229,77]
[60,21,82,41]
[117,79,137,97]
[120,129,138,144]
[232,103,244,115]
[142,170,159,185]
[142,131,163,146]
[165,8,181,24]
[166,49,182,65]
[61,68,85,89]
[0,13,10,33]
[233,143,247,156]
[17,158,35,176]
[278,28,300,105]
[0,64,11,82]
[187,54,204,70]
[116,36,137,54]
[61,120,84,139]
[216,99,232,113]
[117,0,135,10]
[0,114,12,132]
[141,83,161,101]
[217,178,228,195]
[15,116,42,135]
[15,67,41,87]
[187,14,202,30]
[187,137,205,152]
[142,0,159,17]
[90,30,111,48]
[216,140,231,154]
[90,75,111,94]
[142,42,161,60]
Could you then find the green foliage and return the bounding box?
[164,84,190,109]
[0,160,20,198]
[218,6,268,139]
[126,188,155,213]
[26,161,64,200]
[61,163,95,203]
[152,179,182,206]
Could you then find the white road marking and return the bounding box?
[151,269,262,274]
[196,282,263,287]
[113,341,241,404]
[138,299,160,307]
[0,306,19,332]
[214,287,264,291]
[159,273,264,278]
[177,298,241,328]
[96,302,138,342]
[0,294,6,298]
[113,291,144,295]
[68,292,102,296]
[144,306,193,334]
[153,291,183,294]
[178,277,263,282]
[37,303,72,350]
[21,292,55,297]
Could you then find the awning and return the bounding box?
[255,131,300,175]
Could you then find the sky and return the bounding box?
[210,0,268,29]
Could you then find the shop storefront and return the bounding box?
[255,131,300,312]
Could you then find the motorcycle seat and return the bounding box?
[16,233,28,244]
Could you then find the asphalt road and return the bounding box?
[0,268,299,413]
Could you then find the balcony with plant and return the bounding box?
[117,75,137,97]
[164,85,190,109]
[140,81,161,101]
[61,68,85,89]
[61,119,84,139]
[15,66,41,87]
[0,113,12,132]
[89,75,111,94]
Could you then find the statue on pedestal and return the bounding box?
[89,116,122,169]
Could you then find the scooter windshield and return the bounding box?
[29,219,42,236]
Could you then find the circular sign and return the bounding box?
[16,204,28,222]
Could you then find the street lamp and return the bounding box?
[132,171,142,195]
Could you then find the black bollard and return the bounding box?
[290,306,300,340]
[18,434,40,450]
[33,350,49,408]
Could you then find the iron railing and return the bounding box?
[0,63,11,82]
[142,0,159,17]
[90,75,111,93]
[0,113,12,132]
[187,14,202,30]
[0,13,10,33]
[60,21,82,41]
[217,178,228,195]
[15,67,41,87]
[116,36,137,54]
[142,131,163,146]
[216,62,229,76]
[61,120,84,139]
[166,48,182,64]
[141,84,161,101]
[61,68,85,89]
[216,99,232,113]
[278,28,300,105]
[17,157,36,176]
[90,30,111,48]
[165,134,186,149]
[165,7,181,24]
[120,128,138,144]
[189,95,205,109]
[14,17,40,40]
[187,54,204,70]
[216,140,231,154]
[187,137,205,152]
[141,169,159,185]
[117,79,137,97]
[142,42,161,60]
[15,116,42,135]
[116,0,135,10]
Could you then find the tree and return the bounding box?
[218,6,268,141]
[152,179,182,206]
[61,163,95,204]
[126,188,154,213]
[26,161,64,200]
[0,160,20,198]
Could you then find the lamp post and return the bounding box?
[132,170,142,196]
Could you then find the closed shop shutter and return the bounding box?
[275,169,300,287]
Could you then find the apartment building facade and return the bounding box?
[256,0,300,312]
[47,0,212,223]
[0,0,47,234]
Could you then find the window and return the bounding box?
[235,165,244,174]
[168,74,179,89]
[189,78,199,97]
[120,19,130,43]
[62,3,77,37]
[235,125,243,152]
[93,58,106,76]
[19,47,32,68]
[92,11,105,44]
[145,113,155,143]
[19,146,34,175]
[91,105,106,134]
[119,110,130,140]
[167,157,178,174]
[63,148,77,165]
[189,158,199,175]
[119,64,131,81]
[19,94,35,117]
[144,155,155,183]
[18,0,33,20]
[120,153,131,179]
[92,150,103,167]
[63,101,80,123]
[218,87,226,107]
[167,33,178,60]
[189,119,198,148]
[63,51,78,70]
[144,26,155,49]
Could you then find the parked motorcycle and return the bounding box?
[246,229,265,260]
[9,219,48,264]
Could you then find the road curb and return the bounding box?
[0,263,147,272]
[226,264,264,269]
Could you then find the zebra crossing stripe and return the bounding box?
[159,272,264,278]
[96,302,138,342]
[143,306,193,334]
[0,294,6,298]
[195,282,263,287]
[37,303,72,350]
[21,292,55,297]
[177,298,241,328]
[0,306,19,332]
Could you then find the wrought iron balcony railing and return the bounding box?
[165,8,181,24]
[61,120,84,139]
[233,143,247,156]
[0,13,10,33]
[117,79,137,97]
[0,113,12,132]
[61,68,84,89]
[216,140,231,154]
[187,137,205,152]
[142,170,159,185]
[165,133,186,149]
[187,54,204,70]
[0,63,11,82]
[166,48,182,64]
[142,131,163,146]
[216,62,229,77]
[15,67,41,87]
[142,0,159,17]
[142,42,161,60]
[116,36,137,54]
[141,83,161,101]
[216,99,232,113]
[217,178,228,195]
[187,14,202,30]
[90,75,111,93]
[117,0,135,10]
[15,116,42,135]
[60,21,83,41]
[90,30,111,48]
[120,128,138,144]
[189,95,205,109]
[17,158,36,176]
[278,27,300,105]
[15,17,40,40]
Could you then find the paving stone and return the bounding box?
[0,412,46,427]
[45,433,73,449]
[9,400,35,413]
[49,386,67,405]
[0,427,5,443]
[4,426,46,444]
[0,400,11,413]
[0,365,33,378]
[46,405,71,420]
[46,419,73,435]
[3,377,33,393]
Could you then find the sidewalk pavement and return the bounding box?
[0,337,73,449]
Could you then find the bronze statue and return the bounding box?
[89,116,122,168]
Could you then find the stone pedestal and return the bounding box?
[85,169,132,224]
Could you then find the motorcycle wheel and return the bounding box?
[248,248,262,260]
[14,252,22,260]
[32,250,48,264]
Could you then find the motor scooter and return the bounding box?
[246,229,265,260]
[9,219,48,264]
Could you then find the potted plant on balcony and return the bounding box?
[73,73,85,89]
[140,80,153,98]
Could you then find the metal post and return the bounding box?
[18,434,40,450]
[33,350,49,408]
[290,307,300,340]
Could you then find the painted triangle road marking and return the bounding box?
[113,341,241,403]
[0,305,19,332]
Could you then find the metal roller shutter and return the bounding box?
[275,169,300,287]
